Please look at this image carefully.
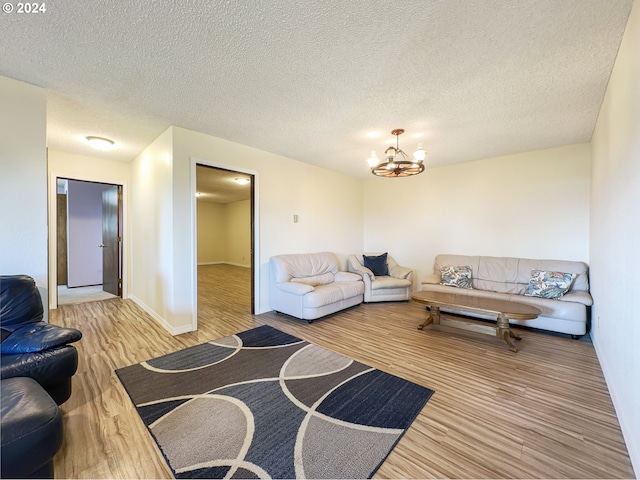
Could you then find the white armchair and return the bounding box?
[347,253,413,303]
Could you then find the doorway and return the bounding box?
[56,178,123,305]
[195,164,255,324]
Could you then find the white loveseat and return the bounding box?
[347,253,413,302]
[421,254,593,336]
[269,252,365,322]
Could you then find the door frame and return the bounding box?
[190,157,260,331]
[48,172,128,309]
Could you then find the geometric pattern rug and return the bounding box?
[115,325,434,479]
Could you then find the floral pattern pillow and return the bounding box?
[440,265,473,289]
[524,270,576,299]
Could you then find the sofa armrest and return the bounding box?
[1,323,82,354]
[559,290,593,306]
[421,274,441,285]
[348,257,374,281]
[276,282,314,295]
[389,265,412,280]
[335,271,362,282]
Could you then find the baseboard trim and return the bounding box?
[198,261,250,268]
[129,295,195,336]
[592,335,639,477]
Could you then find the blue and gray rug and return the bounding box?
[116,325,434,479]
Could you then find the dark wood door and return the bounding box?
[56,193,68,285]
[102,186,121,296]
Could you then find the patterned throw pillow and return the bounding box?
[523,270,576,299]
[440,265,473,289]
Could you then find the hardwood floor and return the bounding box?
[50,264,635,479]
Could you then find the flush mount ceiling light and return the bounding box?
[234,178,250,185]
[85,136,115,151]
[367,129,427,177]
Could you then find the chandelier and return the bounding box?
[367,129,427,177]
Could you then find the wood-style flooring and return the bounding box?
[50,264,635,479]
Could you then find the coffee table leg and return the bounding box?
[418,310,433,330]
[418,305,439,330]
[496,313,518,352]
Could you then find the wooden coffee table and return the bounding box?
[411,291,541,352]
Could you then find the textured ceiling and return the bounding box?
[196,165,251,204]
[0,0,633,179]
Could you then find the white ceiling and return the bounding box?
[0,0,633,179]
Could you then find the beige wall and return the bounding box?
[225,199,251,267]
[47,149,131,308]
[172,126,365,329]
[590,0,640,473]
[0,76,48,317]
[197,199,251,267]
[363,143,591,289]
[197,200,225,264]
[128,126,364,333]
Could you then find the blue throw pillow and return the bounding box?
[363,253,389,276]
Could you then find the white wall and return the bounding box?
[129,128,175,331]
[363,143,591,289]
[66,180,113,287]
[590,0,640,474]
[0,76,48,318]
[47,149,131,308]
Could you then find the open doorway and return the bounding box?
[195,165,255,325]
[56,178,123,305]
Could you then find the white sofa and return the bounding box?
[269,252,364,322]
[421,254,593,336]
[347,253,413,302]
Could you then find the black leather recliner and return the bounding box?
[1,376,64,478]
[0,275,82,405]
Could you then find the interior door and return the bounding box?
[56,193,68,285]
[102,186,121,296]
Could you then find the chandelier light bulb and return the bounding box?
[413,143,427,162]
[385,146,397,160]
[367,151,379,168]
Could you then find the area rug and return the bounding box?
[115,325,434,479]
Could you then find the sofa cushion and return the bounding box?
[0,377,63,479]
[270,252,339,284]
[370,276,412,290]
[302,284,347,308]
[291,273,335,287]
[440,266,473,289]
[524,270,576,299]
[0,275,44,332]
[363,253,389,276]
